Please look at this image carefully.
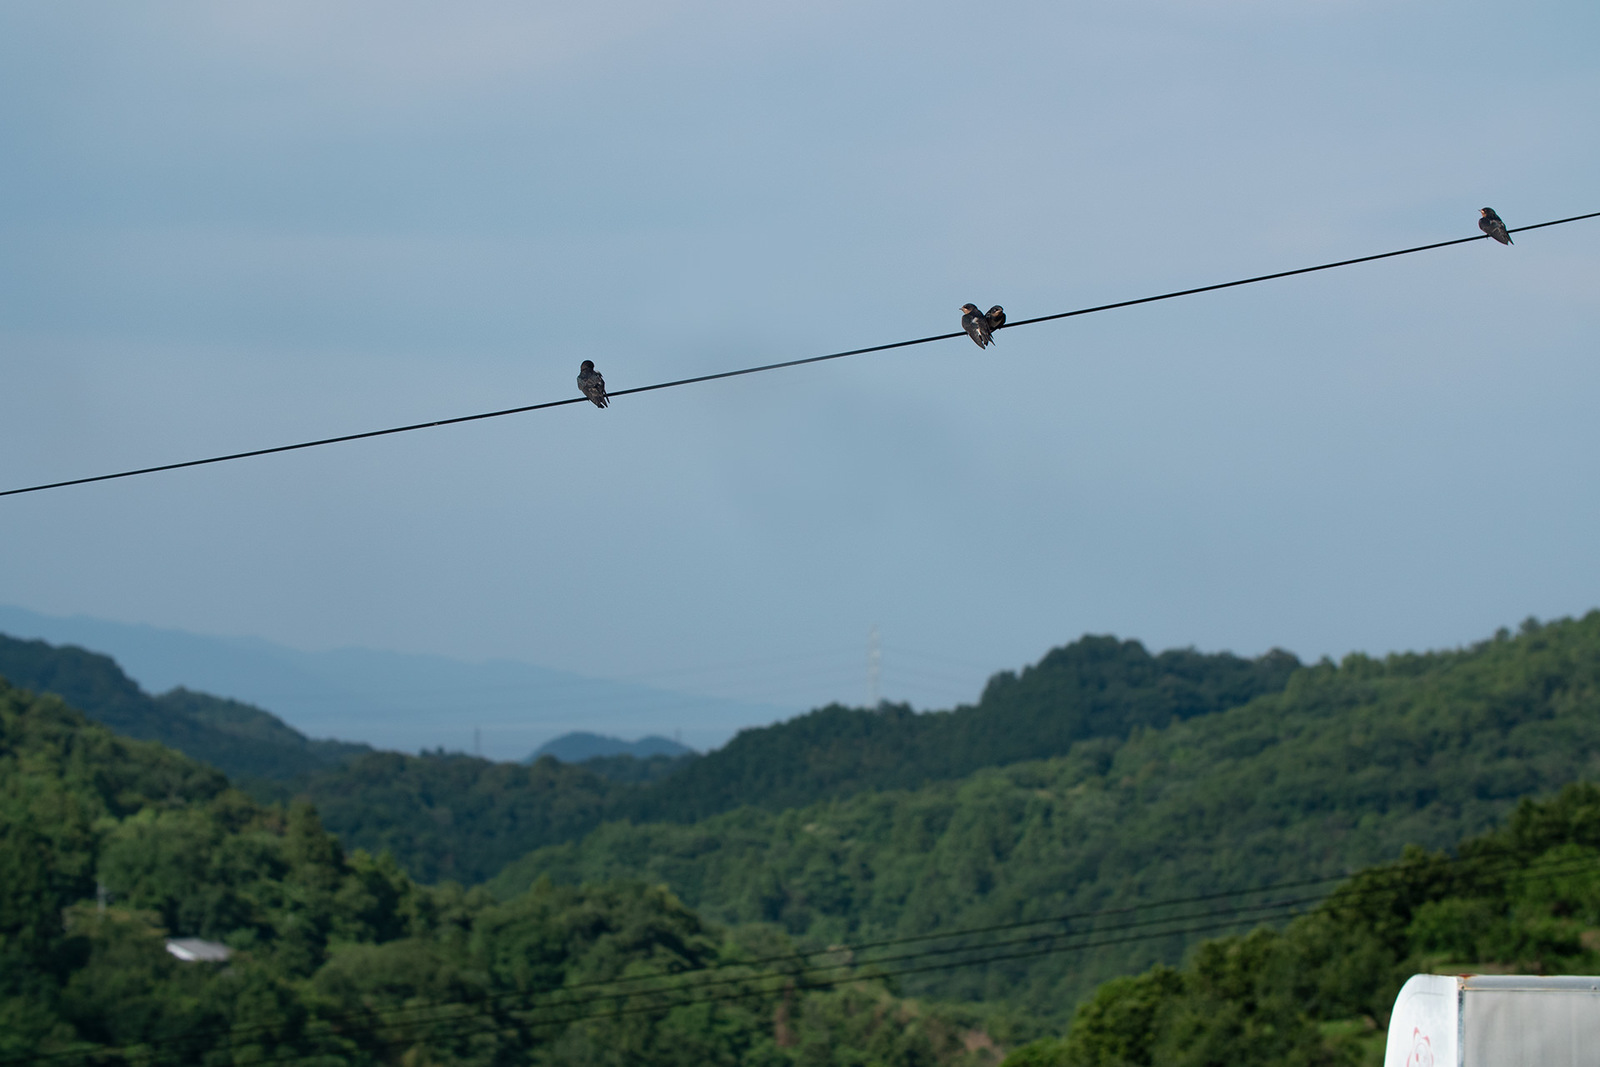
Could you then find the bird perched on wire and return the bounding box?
[577,360,609,408]
[960,304,994,348]
[1479,208,1512,245]
[985,305,1006,334]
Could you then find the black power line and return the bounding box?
[300,911,1302,1063]
[4,210,1594,501]
[181,852,1600,1067]
[278,852,1587,1046]
[21,869,1343,1066]
[20,848,1584,1065]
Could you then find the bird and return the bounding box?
[985,305,1006,333]
[1479,208,1512,245]
[577,360,609,408]
[960,304,994,348]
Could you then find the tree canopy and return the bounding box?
[0,679,1012,1065]
[493,614,1600,1013]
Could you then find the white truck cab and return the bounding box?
[1385,973,1600,1067]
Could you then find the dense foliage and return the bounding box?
[493,614,1600,1012]
[617,638,1300,825]
[288,637,1299,883]
[0,633,367,784]
[0,681,1012,1066]
[0,632,628,882]
[7,615,1600,1065]
[577,751,697,783]
[1003,781,1600,1067]
[2,631,1300,888]
[292,751,619,885]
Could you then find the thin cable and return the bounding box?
[109,851,1589,1061]
[22,848,1579,1066]
[1001,210,1599,330]
[317,911,1300,1059]
[25,869,1340,1064]
[243,852,1600,1063]
[195,849,1600,1067]
[175,907,1325,1067]
[20,907,1296,1067]
[335,850,1586,1041]
[4,211,1594,501]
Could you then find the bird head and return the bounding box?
[960,303,979,314]
[1480,208,1495,217]
[580,360,595,372]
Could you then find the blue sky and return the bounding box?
[1,1,1597,735]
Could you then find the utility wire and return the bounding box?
[292,910,1302,1063]
[295,851,1592,1047]
[23,869,1340,1065]
[145,904,1326,1067]
[185,851,1600,1067]
[3,210,1594,501]
[23,848,1585,1065]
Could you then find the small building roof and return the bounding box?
[164,938,232,963]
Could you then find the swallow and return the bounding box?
[1479,208,1512,246]
[577,360,609,408]
[985,305,1006,333]
[960,304,994,348]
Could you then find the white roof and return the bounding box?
[164,938,232,963]
[1458,975,1600,992]
[1386,973,1600,1067]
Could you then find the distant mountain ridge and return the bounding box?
[279,635,1304,881]
[0,627,1310,886]
[531,731,695,762]
[0,678,1026,1063]
[613,636,1301,824]
[0,633,368,784]
[491,614,1600,1012]
[0,632,620,883]
[0,604,793,757]
[13,609,1600,1064]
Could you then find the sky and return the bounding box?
[1,0,1597,743]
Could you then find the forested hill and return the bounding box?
[616,637,1301,824]
[11,636,1600,1065]
[286,636,1300,881]
[291,750,619,884]
[0,679,1023,1065]
[0,630,1300,886]
[0,632,369,783]
[493,614,1600,1013]
[1005,781,1600,1067]
[0,634,614,884]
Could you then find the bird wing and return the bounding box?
[578,371,609,406]
[962,313,992,347]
